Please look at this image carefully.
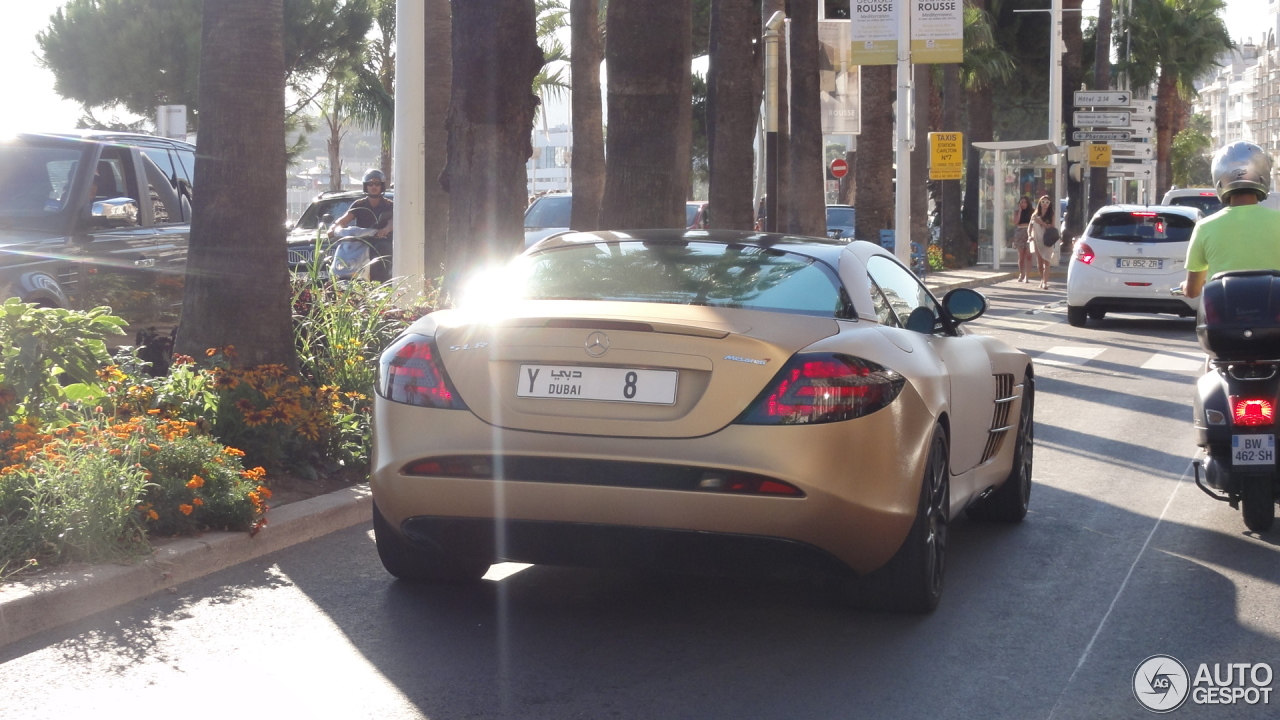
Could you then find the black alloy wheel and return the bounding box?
[968,373,1034,522]
[1241,473,1276,533]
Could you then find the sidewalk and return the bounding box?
[0,266,1025,650]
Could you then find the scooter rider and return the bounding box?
[329,168,393,279]
[1182,141,1280,298]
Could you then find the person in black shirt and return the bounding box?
[330,169,393,279]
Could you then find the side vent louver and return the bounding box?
[981,373,1017,464]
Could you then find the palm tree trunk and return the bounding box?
[443,0,543,294]
[1155,70,1177,198]
[423,0,451,278]
[600,0,693,229]
[910,67,932,254]
[1088,0,1113,217]
[570,0,605,229]
[786,0,824,236]
[856,65,895,243]
[176,0,294,369]
[708,0,759,230]
[940,64,964,266]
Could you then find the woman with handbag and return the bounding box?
[1011,196,1034,282]
[1029,195,1060,289]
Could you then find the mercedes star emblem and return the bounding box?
[584,331,610,357]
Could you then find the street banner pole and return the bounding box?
[895,1,911,265]
[764,12,784,233]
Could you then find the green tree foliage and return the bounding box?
[1171,114,1213,188]
[37,0,373,126]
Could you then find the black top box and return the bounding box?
[1198,270,1280,361]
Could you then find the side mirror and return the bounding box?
[91,197,139,228]
[321,212,334,225]
[942,287,988,324]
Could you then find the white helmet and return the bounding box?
[1211,141,1272,202]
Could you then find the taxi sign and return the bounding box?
[1088,143,1112,168]
[929,131,963,180]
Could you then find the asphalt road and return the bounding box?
[2,280,1278,720]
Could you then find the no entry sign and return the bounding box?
[829,158,849,179]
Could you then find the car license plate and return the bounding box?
[1117,258,1163,269]
[517,365,678,404]
[1232,434,1275,466]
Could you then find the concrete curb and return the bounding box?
[0,484,373,649]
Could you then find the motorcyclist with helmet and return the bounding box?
[1182,141,1280,298]
[329,168,393,280]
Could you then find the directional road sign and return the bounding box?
[1128,121,1155,138]
[1110,141,1153,158]
[1128,100,1156,115]
[1074,111,1131,127]
[1074,90,1131,107]
[929,131,964,180]
[1109,161,1155,179]
[1074,130,1132,142]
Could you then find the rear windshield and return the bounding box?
[1087,212,1196,243]
[1168,195,1223,216]
[516,241,849,318]
[525,195,572,229]
[826,207,856,226]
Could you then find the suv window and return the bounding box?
[1087,211,1196,243]
[1167,195,1223,216]
[0,145,83,219]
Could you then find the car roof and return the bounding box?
[1161,187,1216,199]
[1090,204,1201,221]
[528,228,850,265]
[44,130,195,150]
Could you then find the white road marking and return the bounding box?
[1140,351,1204,372]
[1035,346,1105,367]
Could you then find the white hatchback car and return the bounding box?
[1065,204,1201,327]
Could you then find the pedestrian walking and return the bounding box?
[1011,196,1034,283]
[1029,195,1060,289]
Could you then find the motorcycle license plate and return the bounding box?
[1232,434,1275,466]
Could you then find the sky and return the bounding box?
[0,0,1265,138]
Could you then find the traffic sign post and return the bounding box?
[1074,130,1132,142]
[1073,90,1132,107]
[829,157,849,179]
[928,131,963,181]
[1073,111,1131,128]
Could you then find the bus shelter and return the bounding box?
[971,140,1061,269]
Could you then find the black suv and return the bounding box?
[0,132,195,329]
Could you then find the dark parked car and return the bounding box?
[0,132,192,330]
[826,204,856,239]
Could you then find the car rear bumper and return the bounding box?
[1067,262,1198,313]
[370,388,938,575]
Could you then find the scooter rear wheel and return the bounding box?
[1241,473,1275,533]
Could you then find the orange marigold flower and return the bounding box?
[186,475,205,489]
[257,485,272,499]
[178,504,193,515]
[148,509,159,520]
[206,348,217,357]
[192,497,204,506]
[223,447,245,457]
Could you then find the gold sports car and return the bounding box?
[371,230,1034,612]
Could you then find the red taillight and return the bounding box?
[377,334,469,409]
[1076,241,1095,265]
[735,353,904,425]
[1199,191,1216,196]
[698,471,804,497]
[1231,397,1275,427]
[1131,211,1157,217]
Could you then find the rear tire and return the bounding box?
[1067,305,1087,327]
[968,374,1033,522]
[1241,474,1276,533]
[841,427,949,613]
[373,502,490,582]
[1087,308,1106,320]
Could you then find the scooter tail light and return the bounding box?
[377,334,470,410]
[735,353,905,425]
[1230,396,1275,427]
[1076,241,1095,265]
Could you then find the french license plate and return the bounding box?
[1117,258,1163,269]
[1232,434,1275,466]
[517,365,678,404]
